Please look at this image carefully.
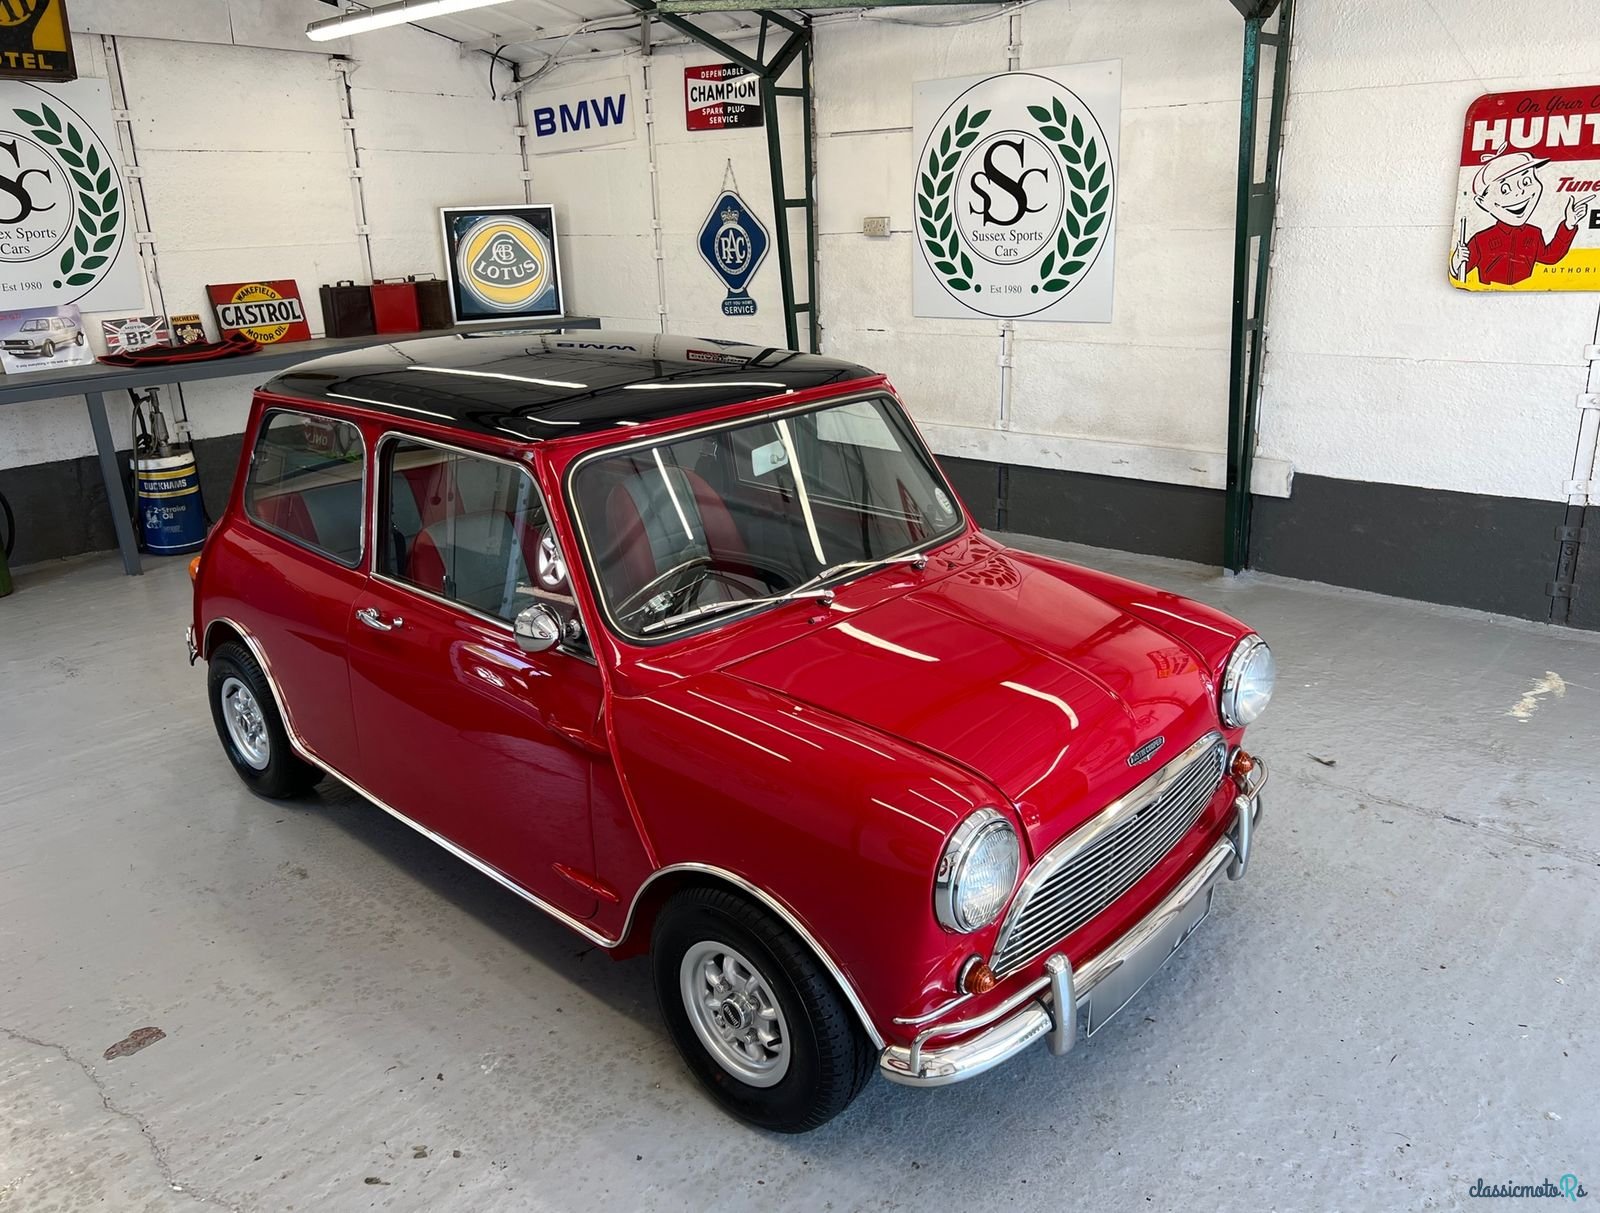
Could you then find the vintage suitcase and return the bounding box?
[371,279,420,334]
[319,280,375,338]
[412,274,453,330]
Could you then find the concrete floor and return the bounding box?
[2,535,1597,1213]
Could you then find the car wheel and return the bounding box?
[40,341,53,357]
[207,640,323,798]
[74,331,84,346]
[652,886,875,1133]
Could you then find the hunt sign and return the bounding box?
[686,64,762,131]
[1449,86,1600,291]
[912,62,1121,322]
[0,0,76,83]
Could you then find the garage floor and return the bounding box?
[2,535,1596,1212]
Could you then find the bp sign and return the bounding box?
[912,64,1120,322]
[698,189,769,317]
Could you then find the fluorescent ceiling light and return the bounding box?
[307,0,517,42]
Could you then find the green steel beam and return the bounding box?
[1222,0,1293,572]
[621,0,819,351]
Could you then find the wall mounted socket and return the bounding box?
[862,216,891,238]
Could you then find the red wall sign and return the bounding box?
[1450,86,1600,291]
[685,63,762,131]
[206,280,311,344]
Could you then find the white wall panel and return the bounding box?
[0,21,528,473]
[1264,2,1600,501]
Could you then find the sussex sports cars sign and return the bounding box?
[1449,86,1600,291]
[0,78,140,310]
[913,63,1121,322]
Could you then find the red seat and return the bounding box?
[603,466,746,601]
[406,510,544,614]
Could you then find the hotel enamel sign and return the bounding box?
[1450,86,1600,291]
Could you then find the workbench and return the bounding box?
[0,319,602,576]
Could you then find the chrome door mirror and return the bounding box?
[513,603,563,654]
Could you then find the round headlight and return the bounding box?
[934,809,1020,933]
[1220,635,1275,727]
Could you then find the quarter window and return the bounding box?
[243,410,365,565]
[379,439,552,624]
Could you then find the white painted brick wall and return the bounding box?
[8,0,1598,517]
[1261,0,1600,504]
[0,15,525,471]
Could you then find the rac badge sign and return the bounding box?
[698,189,769,318]
[913,63,1120,323]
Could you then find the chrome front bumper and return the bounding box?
[880,760,1266,1087]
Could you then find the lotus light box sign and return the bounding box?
[0,78,142,312]
[913,62,1120,323]
[441,205,564,324]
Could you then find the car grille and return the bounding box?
[989,733,1229,976]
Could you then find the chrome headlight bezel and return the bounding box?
[1220,634,1275,727]
[934,808,1020,933]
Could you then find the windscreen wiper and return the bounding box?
[639,551,929,635]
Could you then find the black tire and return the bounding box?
[40,341,53,357]
[652,886,875,1133]
[207,640,322,799]
[74,331,84,346]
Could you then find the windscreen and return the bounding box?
[572,396,964,637]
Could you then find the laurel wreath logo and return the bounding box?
[916,94,1111,301]
[917,104,990,293]
[1029,98,1110,293]
[12,101,121,290]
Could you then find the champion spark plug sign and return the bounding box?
[1450,86,1600,291]
[913,62,1121,323]
[686,64,762,131]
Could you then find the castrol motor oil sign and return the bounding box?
[207,280,312,344]
[1450,86,1600,291]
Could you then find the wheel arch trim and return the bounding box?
[199,616,887,1050]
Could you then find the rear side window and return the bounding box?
[243,410,365,566]
[379,438,549,624]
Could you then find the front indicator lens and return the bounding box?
[935,808,1020,933]
[1220,635,1275,727]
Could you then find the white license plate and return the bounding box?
[1084,886,1216,1036]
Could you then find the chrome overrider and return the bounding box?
[880,754,1268,1086]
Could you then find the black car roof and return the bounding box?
[264,329,877,442]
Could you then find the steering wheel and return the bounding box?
[615,554,716,623]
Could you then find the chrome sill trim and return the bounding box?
[990,730,1224,967]
[880,784,1261,1088]
[200,615,885,1049]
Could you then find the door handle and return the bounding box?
[356,606,403,632]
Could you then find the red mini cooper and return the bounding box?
[189,331,1273,1132]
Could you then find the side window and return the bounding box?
[243,410,365,565]
[379,439,551,624]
